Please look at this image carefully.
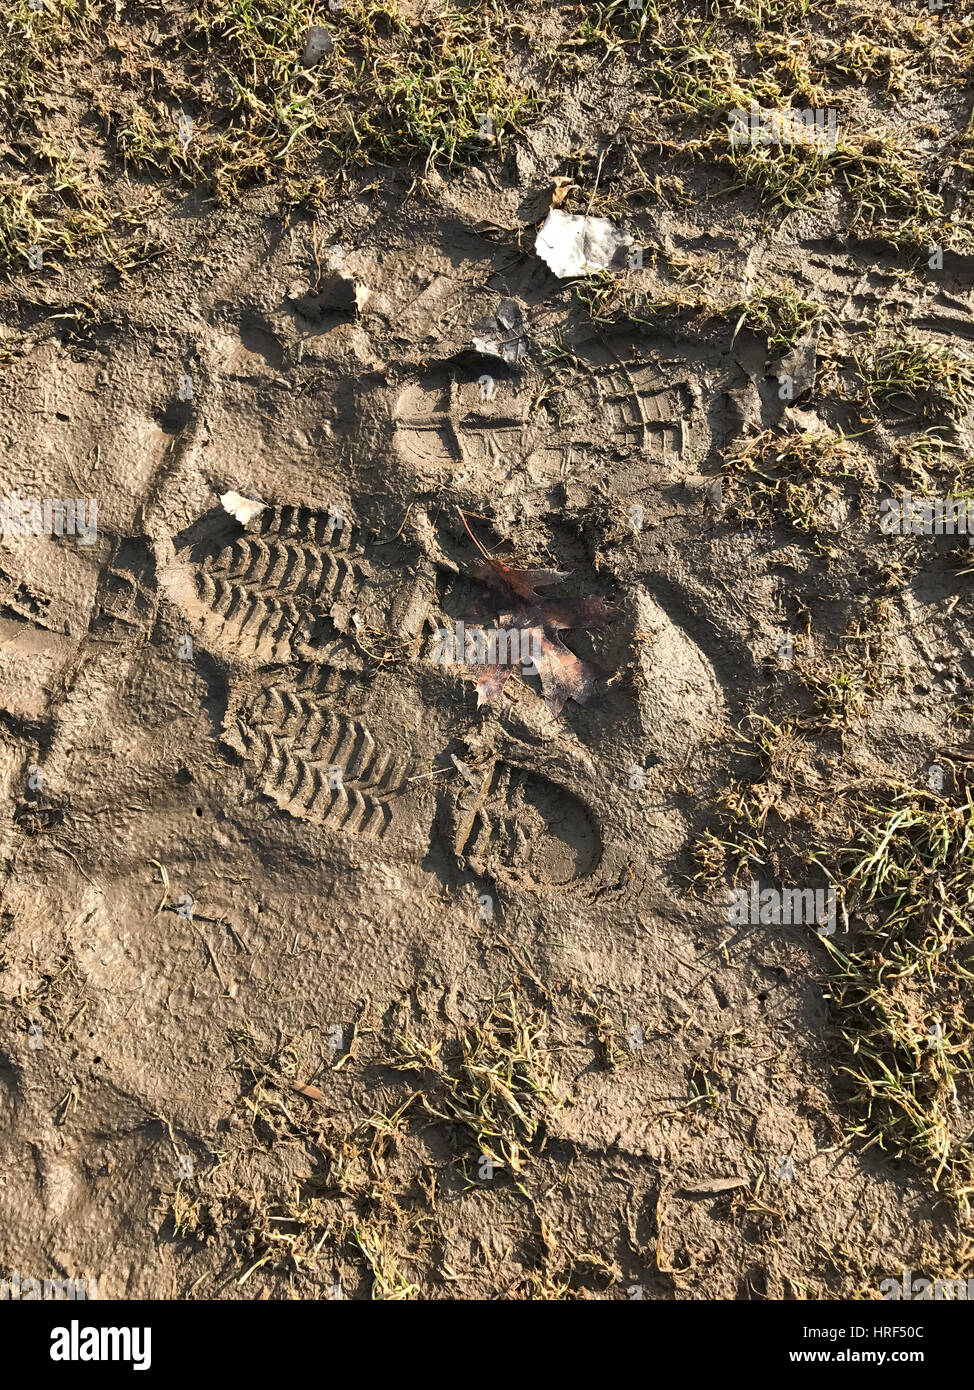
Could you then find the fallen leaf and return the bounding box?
[220,490,264,526]
[705,478,724,510]
[293,1082,326,1102]
[774,327,820,399]
[680,1176,749,1197]
[451,754,484,788]
[457,511,618,717]
[534,208,633,279]
[472,298,526,365]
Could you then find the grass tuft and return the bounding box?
[820,794,974,1210]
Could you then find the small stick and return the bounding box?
[457,507,494,562]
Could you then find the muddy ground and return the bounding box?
[1,0,974,1299]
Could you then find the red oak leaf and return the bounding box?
[457,510,619,717]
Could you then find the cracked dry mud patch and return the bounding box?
[2,0,974,1303]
